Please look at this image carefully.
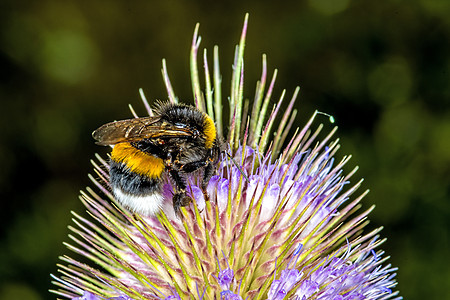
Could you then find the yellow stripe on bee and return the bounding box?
[203,115,216,149]
[111,143,165,178]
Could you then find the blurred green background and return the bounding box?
[0,1,449,299]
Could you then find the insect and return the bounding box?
[92,101,222,216]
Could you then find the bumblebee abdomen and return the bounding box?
[109,160,164,215]
[109,161,162,195]
[111,143,165,179]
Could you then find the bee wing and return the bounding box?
[92,117,192,146]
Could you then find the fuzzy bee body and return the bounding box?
[92,102,222,216]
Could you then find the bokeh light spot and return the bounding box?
[375,103,424,156]
[39,29,99,85]
[368,56,413,106]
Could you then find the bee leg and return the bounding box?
[177,160,210,201]
[178,160,216,202]
[169,169,192,216]
[172,192,192,216]
[201,162,216,202]
[179,160,208,173]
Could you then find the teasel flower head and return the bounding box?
[51,14,401,300]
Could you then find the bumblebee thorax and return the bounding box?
[157,103,217,149]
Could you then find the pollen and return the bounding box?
[111,143,165,178]
[203,115,216,149]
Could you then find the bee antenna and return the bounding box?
[225,152,250,183]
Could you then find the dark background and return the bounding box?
[0,1,449,299]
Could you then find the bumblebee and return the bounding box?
[92,102,222,216]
